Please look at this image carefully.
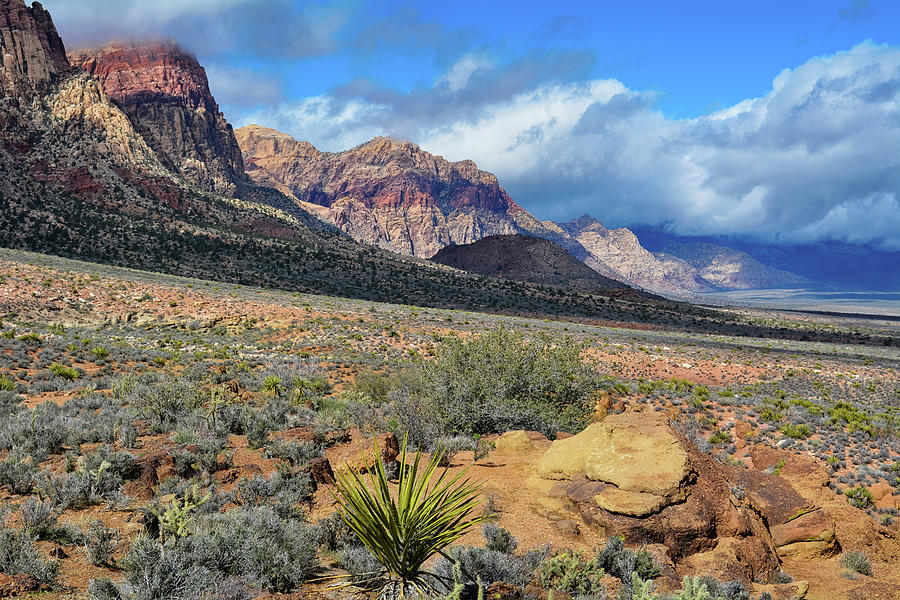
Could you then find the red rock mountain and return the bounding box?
[236,125,563,258]
[69,42,248,195]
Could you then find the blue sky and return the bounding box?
[45,0,900,248]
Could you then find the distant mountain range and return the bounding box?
[2,0,894,302]
[632,227,900,292]
[237,126,815,294]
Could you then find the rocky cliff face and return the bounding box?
[237,125,558,258]
[558,215,716,293]
[69,41,248,195]
[0,0,69,115]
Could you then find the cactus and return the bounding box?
[152,484,211,542]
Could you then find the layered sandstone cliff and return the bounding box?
[237,125,559,258]
[69,41,248,195]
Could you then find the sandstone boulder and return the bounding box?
[536,412,782,583]
[495,430,534,453]
[538,413,689,516]
[870,481,897,510]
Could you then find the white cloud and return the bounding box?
[436,53,495,92]
[241,41,900,248]
[238,96,387,152]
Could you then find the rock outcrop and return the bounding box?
[536,412,784,583]
[69,41,248,195]
[236,125,562,258]
[0,0,69,112]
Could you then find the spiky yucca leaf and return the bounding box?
[331,436,489,596]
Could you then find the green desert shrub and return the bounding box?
[48,363,79,381]
[596,536,661,583]
[82,520,119,566]
[331,437,489,597]
[392,330,599,446]
[101,506,318,600]
[436,544,547,593]
[0,375,15,392]
[0,453,38,495]
[483,523,518,554]
[780,423,811,439]
[840,550,873,576]
[314,510,360,552]
[20,497,60,540]
[335,545,382,587]
[844,485,874,509]
[184,506,319,592]
[433,523,546,593]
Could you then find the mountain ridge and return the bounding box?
[430,234,631,295]
[237,125,811,294]
[632,226,900,292]
[69,41,250,197]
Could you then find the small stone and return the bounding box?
[556,519,581,536]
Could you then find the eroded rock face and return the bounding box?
[69,41,248,195]
[726,468,837,558]
[0,0,69,109]
[538,413,782,583]
[236,125,560,258]
[558,215,715,293]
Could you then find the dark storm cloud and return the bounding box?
[327,48,596,136]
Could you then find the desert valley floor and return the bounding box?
[0,248,899,600]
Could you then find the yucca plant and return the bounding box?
[331,436,490,598]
